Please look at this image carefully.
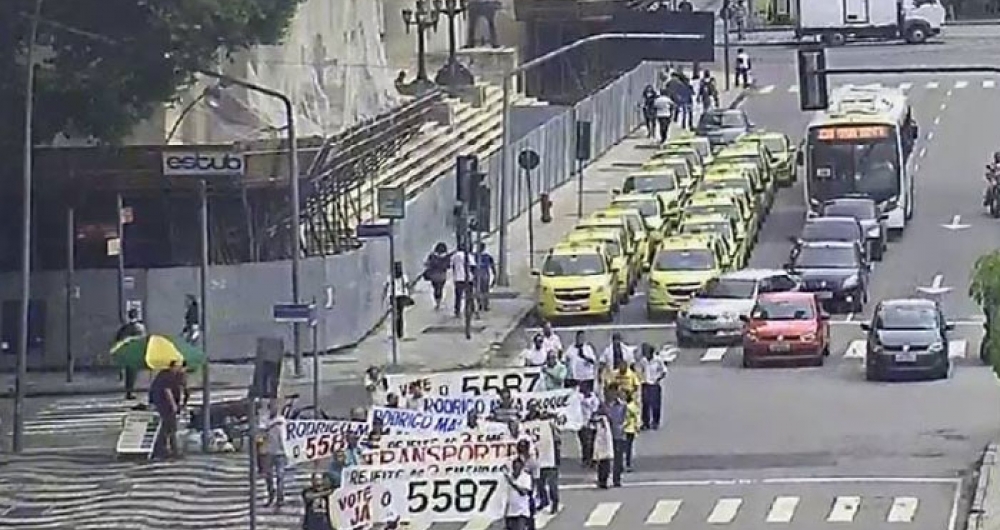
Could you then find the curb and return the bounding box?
[969,442,999,530]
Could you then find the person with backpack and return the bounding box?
[697,70,720,113]
[114,308,147,400]
[641,85,658,139]
[423,242,451,310]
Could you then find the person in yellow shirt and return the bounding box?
[622,390,641,471]
[608,361,641,402]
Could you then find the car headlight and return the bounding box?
[866,227,880,238]
[842,274,860,289]
[928,342,944,353]
[801,333,816,342]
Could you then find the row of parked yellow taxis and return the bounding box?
[532,130,798,322]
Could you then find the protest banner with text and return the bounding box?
[330,482,401,530]
[522,420,557,468]
[369,406,465,436]
[342,461,511,487]
[385,367,542,398]
[421,389,584,430]
[282,420,369,465]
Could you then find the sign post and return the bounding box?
[518,149,541,269]
[377,186,406,365]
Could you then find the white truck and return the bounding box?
[793,0,945,45]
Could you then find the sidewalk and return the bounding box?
[2,84,743,399]
[970,443,1000,530]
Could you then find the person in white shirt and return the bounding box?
[404,382,426,411]
[636,343,667,430]
[540,321,563,357]
[735,47,752,87]
[600,332,637,370]
[652,92,674,143]
[383,261,412,339]
[261,400,288,508]
[565,330,598,393]
[450,243,476,318]
[577,385,601,467]
[504,457,534,530]
[522,334,548,367]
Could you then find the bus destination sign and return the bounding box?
[817,126,890,141]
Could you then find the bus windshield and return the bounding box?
[808,125,901,203]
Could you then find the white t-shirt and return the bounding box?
[505,472,533,517]
[600,343,636,367]
[261,414,287,455]
[566,343,598,381]
[736,52,751,70]
[522,347,547,367]
[580,393,601,424]
[541,334,563,355]
[450,251,475,282]
[638,356,667,384]
[386,274,410,299]
[653,95,674,118]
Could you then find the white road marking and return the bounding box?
[940,103,948,111]
[927,131,934,140]
[758,85,775,94]
[561,476,962,490]
[898,82,912,91]
[946,89,953,96]
[766,496,800,523]
[948,340,967,359]
[459,517,493,530]
[827,496,861,522]
[954,80,968,89]
[926,81,939,89]
[646,500,683,524]
[585,502,621,526]
[707,498,743,524]
[844,340,866,359]
[934,116,941,125]
[984,80,996,89]
[887,497,919,523]
[535,505,563,528]
[788,85,799,93]
[701,347,728,362]
[919,147,927,158]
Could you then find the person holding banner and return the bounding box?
[504,458,535,530]
[637,343,667,430]
[261,401,289,509]
[540,352,567,391]
[540,321,563,357]
[565,330,597,392]
[525,406,561,513]
[578,386,601,467]
[405,382,426,411]
[301,473,334,530]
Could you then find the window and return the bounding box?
[701,278,757,299]
[876,305,939,330]
[616,199,659,218]
[753,299,814,320]
[824,201,876,220]
[801,220,861,242]
[542,254,606,276]
[625,174,677,193]
[654,249,716,271]
[793,246,859,269]
[768,275,799,292]
[760,137,787,155]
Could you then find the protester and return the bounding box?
[600,386,628,488]
[637,343,667,430]
[301,473,334,530]
[565,330,597,392]
[261,400,288,509]
[384,261,413,339]
[522,333,548,367]
[492,389,521,424]
[176,361,191,408]
[326,449,348,490]
[623,390,641,472]
[641,85,658,139]
[608,360,641,401]
[474,242,497,312]
[592,408,615,488]
[672,72,695,130]
[539,321,563,357]
[540,351,568,390]
[577,385,600,467]
[423,242,451,310]
[385,393,401,409]
[183,294,201,344]
[504,457,534,530]
[149,362,180,459]
[451,242,477,318]
[344,433,363,467]
[405,382,426,411]
[600,332,636,378]
[697,70,720,112]
[525,404,561,513]
[114,308,146,400]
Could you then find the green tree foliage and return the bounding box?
[0,0,303,149]
[969,250,1000,379]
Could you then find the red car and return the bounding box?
[741,292,831,367]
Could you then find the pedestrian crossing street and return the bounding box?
[23,389,247,439]
[662,339,979,366]
[753,78,1000,95]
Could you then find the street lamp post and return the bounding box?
[402,0,440,93]
[433,0,475,87]
[196,70,304,381]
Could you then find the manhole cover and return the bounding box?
[423,325,486,334]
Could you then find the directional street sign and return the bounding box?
[272,303,316,324]
[356,222,393,239]
[377,186,406,219]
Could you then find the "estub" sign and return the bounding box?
[162,151,246,177]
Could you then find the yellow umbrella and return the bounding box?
[111,334,206,371]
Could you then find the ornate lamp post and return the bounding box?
[433,0,475,87]
[402,0,440,94]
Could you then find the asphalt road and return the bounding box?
[521,43,1000,530]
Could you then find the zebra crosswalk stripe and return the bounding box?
[887,497,919,523]
[984,80,996,88]
[926,81,939,89]
[898,82,912,91]
[585,502,622,527]
[827,496,861,522]
[707,498,742,524]
[700,347,728,362]
[948,340,967,359]
[954,80,969,89]
[646,499,683,524]
[766,496,800,523]
[788,85,799,93]
[758,85,775,94]
[844,341,866,359]
[536,505,564,528]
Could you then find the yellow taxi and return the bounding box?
[683,191,758,249]
[737,131,797,186]
[642,155,700,194]
[694,178,758,232]
[665,134,714,165]
[564,229,636,302]
[592,208,651,272]
[653,146,706,184]
[533,242,619,321]
[700,164,762,213]
[611,193,674,244]
[678,212,748,269]
[646,234,727,320]
[576,215,637,261]
[706,159,770,214]
[618,167,685,202]
[714,143,776,209]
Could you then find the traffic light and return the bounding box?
[797,45,829,111]
[455,155,479,202]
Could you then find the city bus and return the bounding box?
[799,85,918,233]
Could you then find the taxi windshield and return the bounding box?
[542,254,606,277]
[671,140,710,159]
[655,249,715,271]
[654,161,690,180]
[701,111,746,129]
[687,203,737,218]
[753,299,814,320]
[616,199,658,217]
[626,174,677,193]
[683,221,732,240]
[703,178,750,194]
[718,153,760,166]
[877,306,939,330]
[701,277,757,299]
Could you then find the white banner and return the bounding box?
[420,389,584,430]
[342,461,511,487]
[384,367,542,398]
[330,482,401,530]
[364,435,518,467]
[523,420,557,469]
[281,420,369,465]
[389,472,507,523]
[369,406,465,435]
